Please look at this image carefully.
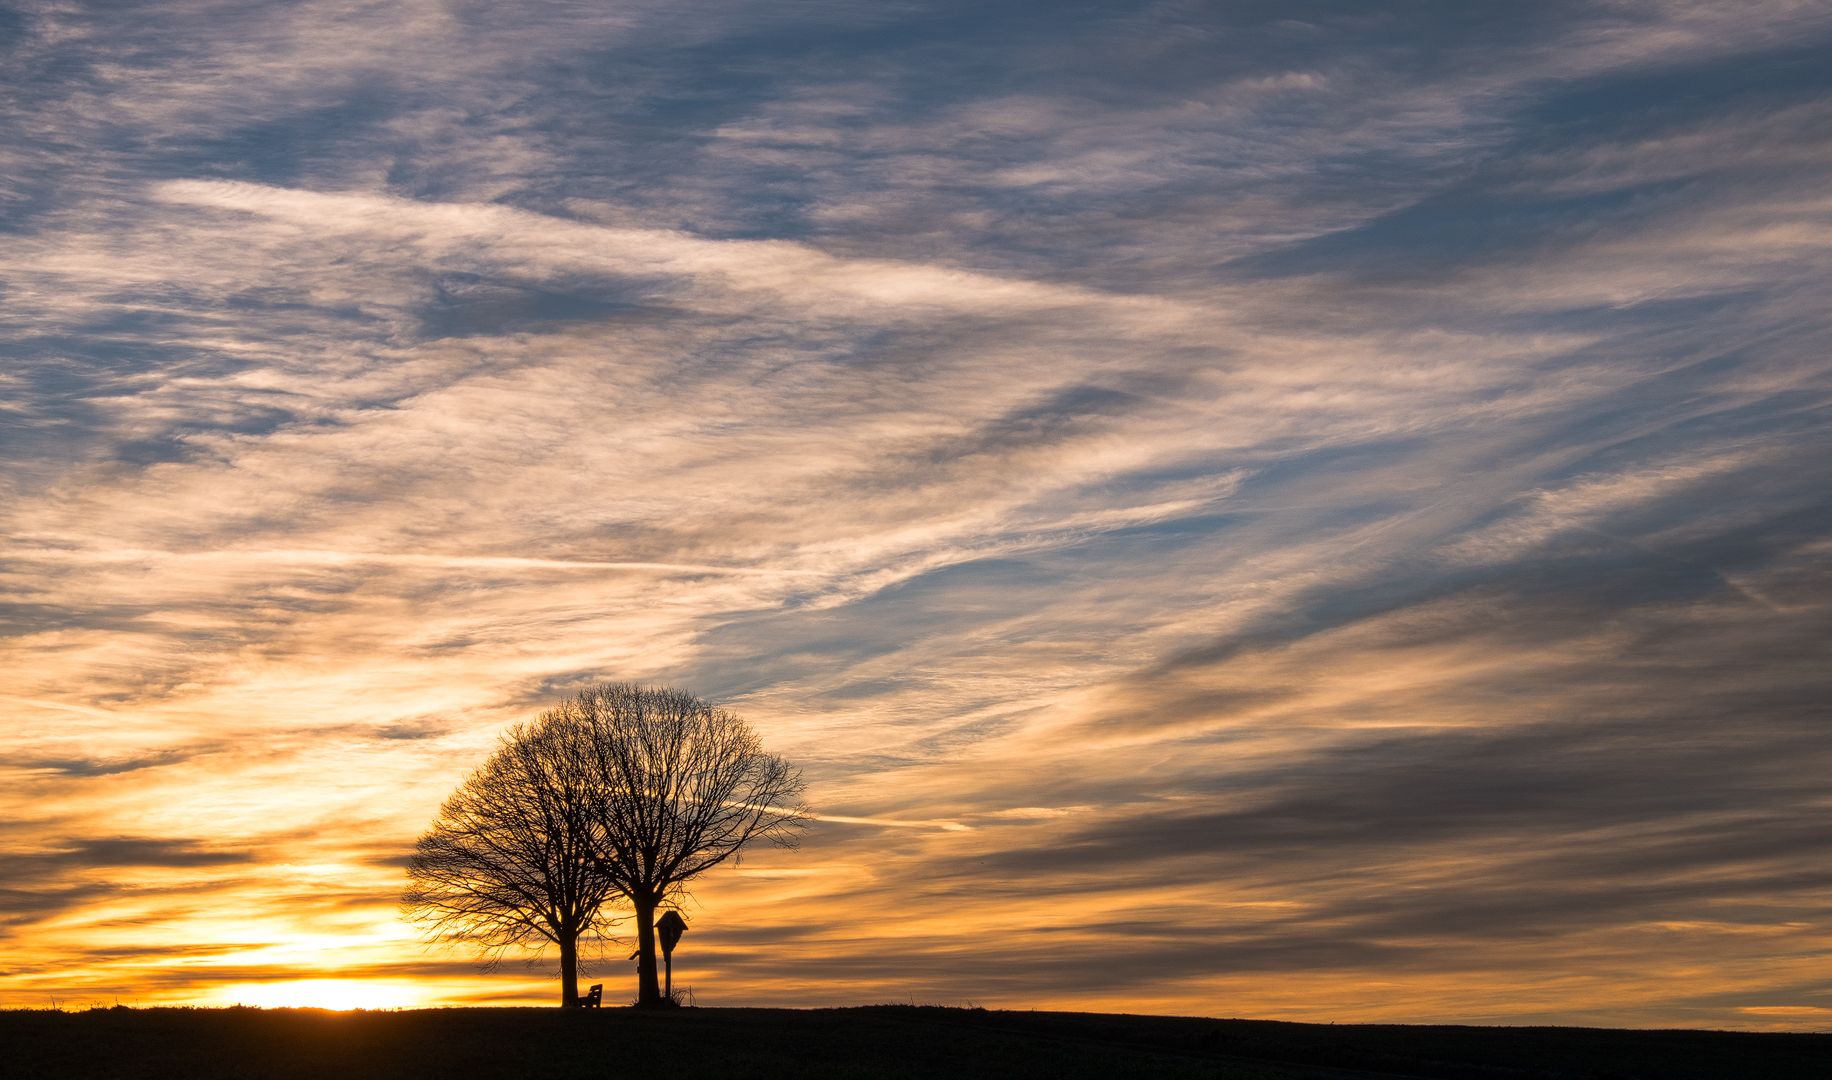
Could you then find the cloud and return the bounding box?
[8,751,200,777]
[0,837,260,875]
[807,813,970,832]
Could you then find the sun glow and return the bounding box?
[208,980,424,1011]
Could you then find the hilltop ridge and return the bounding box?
[4,1004,1826,1079]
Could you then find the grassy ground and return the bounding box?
[2,1004,1826,1080]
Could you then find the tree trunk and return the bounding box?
[633,893,663,1006]
[559,931,579,1007]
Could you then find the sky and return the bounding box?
[2,0,1829,1030]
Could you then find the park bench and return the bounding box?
[575,984,602,1008]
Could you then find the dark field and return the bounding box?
[2,1005,1827,1080]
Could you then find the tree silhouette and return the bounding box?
[401,715,619,1006]
[563,683,808,1007]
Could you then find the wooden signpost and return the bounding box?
[656,909,688,1001]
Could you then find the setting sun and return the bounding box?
[209,981,422,1012]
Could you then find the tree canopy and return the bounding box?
[402,684,807,1006]
[562,684,808,1006]
[402,715,618,1006]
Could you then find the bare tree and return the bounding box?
[561,683,809,1007]
[401,714,620,1007]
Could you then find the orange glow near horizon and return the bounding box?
[4,521,1830,1028]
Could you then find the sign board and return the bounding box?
[656,909,688,956]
